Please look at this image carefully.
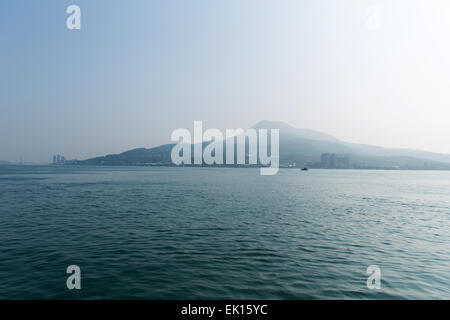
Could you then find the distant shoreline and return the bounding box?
[3,163,448,171]
[4,162,450,171]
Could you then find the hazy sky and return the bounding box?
[1,0,450,162]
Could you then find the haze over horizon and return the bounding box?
[2,0,450,162]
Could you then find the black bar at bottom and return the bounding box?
[0,300,447,318]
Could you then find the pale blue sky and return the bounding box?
[1,0,450,162]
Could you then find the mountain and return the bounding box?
[80,144,174,166]
[343,142,450,164]
[74,121,450,170]
[254,120,450,166]
[253,120,341,143]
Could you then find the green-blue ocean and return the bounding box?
[0,165,449,299]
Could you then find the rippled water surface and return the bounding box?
[0,165,449,299]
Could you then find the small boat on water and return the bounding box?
[301,167,308,171]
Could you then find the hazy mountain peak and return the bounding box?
[252,120,341,143]
[77,120,450,168]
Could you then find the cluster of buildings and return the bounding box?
[52,154,66,165]
[320,153,350,168]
